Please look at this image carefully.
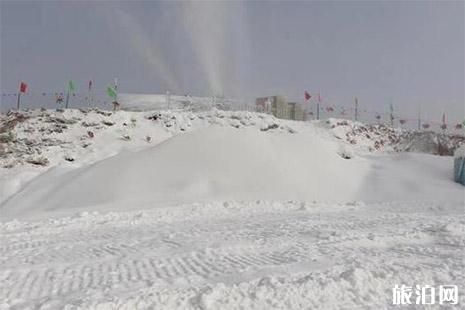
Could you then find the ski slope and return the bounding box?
[0,108,464,309]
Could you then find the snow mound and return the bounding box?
[399,131,465,156]
[324,118,465,155]
[1,127,369,217]
[324,118,401,153]
[0,109,297,169]
[2,109,463,172]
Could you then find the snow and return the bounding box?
[119,93,213,111]
[1,127,369,219]
[2,127,463,220]
[1,107,464,309]
[118,93,250,112]
[1,200,464,309]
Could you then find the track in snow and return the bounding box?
[1,201,464,309]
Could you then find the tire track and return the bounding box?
[2,208,457,305]
[1,240,320,302]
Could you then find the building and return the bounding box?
[287,102,306,121]
[256,95,288,118]
[255,96,273,114]
[256,96,305,121]
[256,95,289,119]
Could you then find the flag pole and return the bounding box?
[417,105,421,131]
[114,78,118,102]
[17,92,21,110]
[17,82,27,110]
[390,102,394,127]
[354,96,358,121]
[317,93,320,120]
[65,91,70,108]
[87,80,90,107]
[442,112,446,133]
[88,79,93,107]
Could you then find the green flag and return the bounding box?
[106,86,117,100]
[68,80,75,92]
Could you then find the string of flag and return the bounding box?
[4,79,119,110]
[2,82,464,130]
[302,90,465,130]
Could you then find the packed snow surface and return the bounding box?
[0,108,464,309]
[1,201,464,309]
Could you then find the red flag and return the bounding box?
[304,91,311,101]
[19,82,27,93]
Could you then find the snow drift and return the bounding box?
[3,125,463,219]
[2,127,369,217]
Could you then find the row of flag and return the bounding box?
[5,83,464,129]
[302,90,465,129]
[14,80,119,101]
[12,80,119,110]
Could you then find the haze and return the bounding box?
[1,1,464,123]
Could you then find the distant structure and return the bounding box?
[288,102,305,121]
[255,95,306,121]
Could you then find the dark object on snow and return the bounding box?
[148,113,162,121]
[87,131,94,138]
[261,123,279,131]
[26,157,49,166]
[95,110,112,117]
[339,152,352,159]
[45,116,76,125]
[102,120,115,126]
[81,121,99,127]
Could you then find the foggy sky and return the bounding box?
[1,1,464,123]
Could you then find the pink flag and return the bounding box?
[19,82,27,93]
[304,91,311,101]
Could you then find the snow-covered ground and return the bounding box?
[0,108,464,309]
[2,200,464,309]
